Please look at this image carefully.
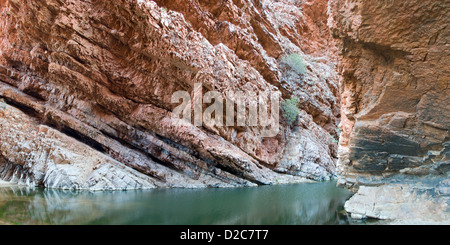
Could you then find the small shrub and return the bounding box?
[281,96,300,127]
[331,136,338,144]
[281,53,307,75]
[0,98,5,109]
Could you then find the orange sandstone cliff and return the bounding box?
[329,0,449,221]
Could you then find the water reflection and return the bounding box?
[0,182,353,225]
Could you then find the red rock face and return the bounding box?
[0,0,339,189]
[329,0,449,188]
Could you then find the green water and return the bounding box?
[0,182,353,225]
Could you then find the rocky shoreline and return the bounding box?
[344,177,450,224]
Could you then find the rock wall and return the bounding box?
[0,0,339,189]
[329,0,449,221]
[329,0,449,187]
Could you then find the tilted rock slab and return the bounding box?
[0,0,339,189]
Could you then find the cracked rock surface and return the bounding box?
[329,0,449,223]
[0,0,339,189]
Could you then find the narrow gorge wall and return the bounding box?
[0,0,339,189]
[329,0,449,222]
[329,0,449,188]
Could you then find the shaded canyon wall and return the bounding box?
[329,0,449,188]
[329,0,449,221]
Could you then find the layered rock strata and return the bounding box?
[329,0,449,222]
[0,0,339,189]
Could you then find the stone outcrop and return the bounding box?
[0,102,252,189]
[0,0,339,189]
[329,0,449,222]
[344,180,450,224]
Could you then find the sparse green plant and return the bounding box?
[0,98,6,109]
[333,125,342,144]
[331,135,338,144]
[281,96,300,128]
[280,53,307,75]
